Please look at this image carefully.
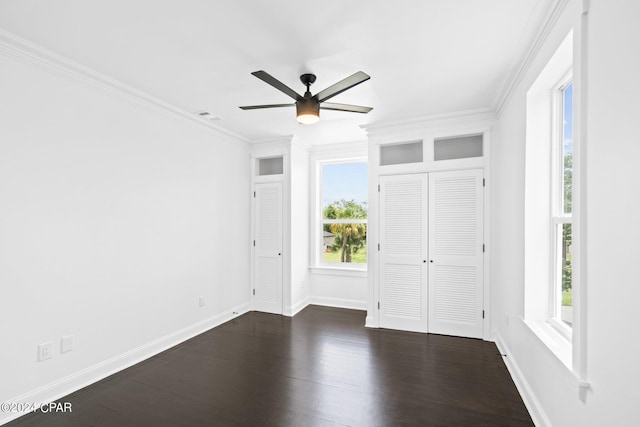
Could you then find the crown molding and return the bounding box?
[247,136,298,158]
[361,108,497,139]
[248,135,295,145]
[0,29,249,147]
[308,139,367,157]
[491,0,571,117]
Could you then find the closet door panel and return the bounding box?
[254,181,283,314]
[428,169,484,338]
[379,174,428,332]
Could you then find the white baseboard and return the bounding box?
[494,332,551,427]
[288,297,310,317]
[0,302,251,426]
[365,315,378,328]
[310,296,366,311]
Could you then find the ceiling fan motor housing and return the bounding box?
[296,97,320,124]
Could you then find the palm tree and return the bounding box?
[323,200,367,263]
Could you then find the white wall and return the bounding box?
[288,143,310,314]
[491,0,640,425]
[581,0,640,423]
[0,49,250,422]
[309,273,367,310]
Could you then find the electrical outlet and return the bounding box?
[38,342,53,361]
[61,335,74,354]
[198,296,205,308]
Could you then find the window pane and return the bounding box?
[322,223,367,264]
[258,156,283,175]
[380,141,423,165]
[562,83,573,214]
[560,223,572,326]
[321,162,368,265]
[322,163,368,219]
[434,134,483,161]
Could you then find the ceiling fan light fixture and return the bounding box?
[240,70,371,124]
[297,112,320,125]
[296,99,320,125]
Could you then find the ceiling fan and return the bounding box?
[239,70,372,124]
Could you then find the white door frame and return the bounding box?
[252,180,284,314]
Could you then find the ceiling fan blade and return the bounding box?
[251,71,301,101]
[320,102,373,114]
[239,103,295,110]
[315,71,371,103]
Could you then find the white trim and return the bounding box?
[309,267,367,277]
[0,29,247,147]
[309,140,368,156]
[323,219,367,225]
[366,123,492,338]
[494,332,552,427]
[523,29,576,367]
[314,158,369,270]
[550,75,573,329]
[522,318,572,369]
[250,145,288,315]
[483,131,493,340]
[362,109,496,141]
[549,316,573,341]
[365,315,378,328]
[0,302,251,426]
[493,0,571,116]
[572,1,589,393]
[288,296,310,317]
[310,297,366,311]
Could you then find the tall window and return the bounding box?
[524,30,575,368]
[553,81,573,329]
[320,161,368,267]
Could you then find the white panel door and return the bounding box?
[379,174,428,332]
[254,182,283,314]
[428,169,484,338]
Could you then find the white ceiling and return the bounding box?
[0,0,550,145]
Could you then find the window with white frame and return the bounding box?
[552,80,573,331]
[319,161,368,267]
[523,31,575,365]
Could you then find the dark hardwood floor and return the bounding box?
[7,306,533,426]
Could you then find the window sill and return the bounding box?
[309,266,367,278]
[522,317,572,371]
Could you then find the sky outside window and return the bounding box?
[322,162,368,209]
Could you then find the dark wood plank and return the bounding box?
[7,306,532,426]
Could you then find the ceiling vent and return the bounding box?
[196,111,221,121]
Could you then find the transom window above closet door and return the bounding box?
[256,156,284,176]
[433,134,483,161]
[380,141,423,166]
[378,134,485,173]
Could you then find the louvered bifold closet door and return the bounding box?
[428,169,484,338]
[379,174,428,333]
[254,181,283,314]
